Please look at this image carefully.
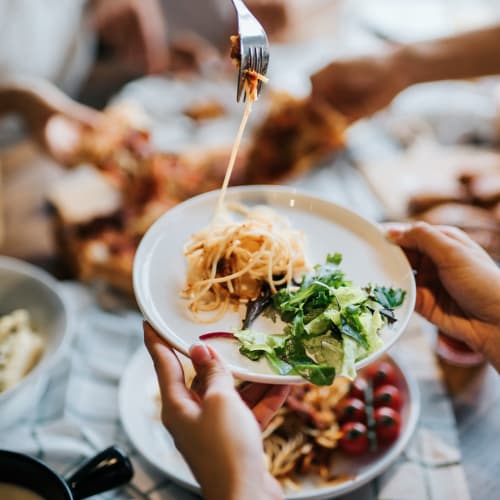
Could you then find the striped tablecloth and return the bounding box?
[0,278,470,500]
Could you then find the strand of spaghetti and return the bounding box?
[267,237,276,293]
[194,251,265,286]
[214,96,253,218]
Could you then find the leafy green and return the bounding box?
[230,254,406,386]
[304,313,332,336]
[291,363,336,386]
[242,285,272,329]
[265,352,293,375]
[234,330,286,361]
[326,252,343,265]
[340,316,368,349]
[339,335,358,380]
[303,335,343,370]
[371,286,406,310]
[335,287,368,309]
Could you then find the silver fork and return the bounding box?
[230,0,270,102]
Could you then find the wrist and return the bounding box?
[228,472,282,500]
[202,466,282,500]
[390,44,421,89]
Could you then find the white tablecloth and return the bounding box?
[0,282,471,500]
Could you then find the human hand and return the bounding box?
[92,0,169,74]
[310,49,409,122]
[144,323,287,500]
[0,78,100,163]
[386,222,500,371]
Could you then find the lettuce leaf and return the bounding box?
[371,286,406,310]
[234,329,286,360]
[231,254,405,386]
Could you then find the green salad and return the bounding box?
[233,253,406,385]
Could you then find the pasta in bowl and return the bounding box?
[0,256,71,429]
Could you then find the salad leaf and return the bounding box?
[242,284,272,329]
[230,254,406,386]
[372,286,406,310]
[265,352,292,375]
[291,363,336,386]
[234,329,286,360]
[340,305,369,349]
[303,335,343,370]
[334,286,368,309]
[304,313,332,335]
[339,335,359,380]
[359,310,384,353]
[326,252,343,265]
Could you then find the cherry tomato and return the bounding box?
[340,422,369,455]
[337,397,366,423]
[364,361,398,388]
[374,407,401,443]
[374,384,403,411]
[349,376,368,400]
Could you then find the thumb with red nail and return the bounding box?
[144,322,286,500]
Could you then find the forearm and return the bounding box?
[397,24,500,86]
[0,88,30,119]
[0,80,55,130]
[198,461,283,500]
[0,78,98,130]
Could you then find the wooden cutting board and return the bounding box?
[358,140,500,219]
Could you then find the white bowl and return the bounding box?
[0,256,71,429]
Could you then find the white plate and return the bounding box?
[119,347,420,500]
[133,186,416,384]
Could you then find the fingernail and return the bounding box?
[386,228,403,242]
[189,342,213,365]
[385,223,409,242]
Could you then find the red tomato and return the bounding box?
[374,407,401,443]
[340,422,369,455]
[349,376,368,400]
[364,361,398,388]
[374,385,403,411]
[337,397,366,423]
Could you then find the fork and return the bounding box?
[230,0,270,102]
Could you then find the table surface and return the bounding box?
[0,138,498,500]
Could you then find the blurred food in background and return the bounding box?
[0,310,44,393]
[47,92,345,294]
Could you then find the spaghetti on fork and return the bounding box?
[182,203,307,322]
[182,46,305,323]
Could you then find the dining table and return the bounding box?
[2,0,500,493]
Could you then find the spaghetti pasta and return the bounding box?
[263,378,352,485]
[182,57,305,322]
[183,203,308,322]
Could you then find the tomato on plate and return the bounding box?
[374,384,403,411]
[374,407,401,443]
[337,397,366,423]
[349,376,368,401]
[339,422,369,455]
[364,361,398,388]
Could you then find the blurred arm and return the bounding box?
[401,24,500,85]
[0,77,97,130]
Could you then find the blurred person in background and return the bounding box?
[0,0,169,150]
[310,23,500,121]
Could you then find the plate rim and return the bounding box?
[133,185,416,384]
[119,346,421,499]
